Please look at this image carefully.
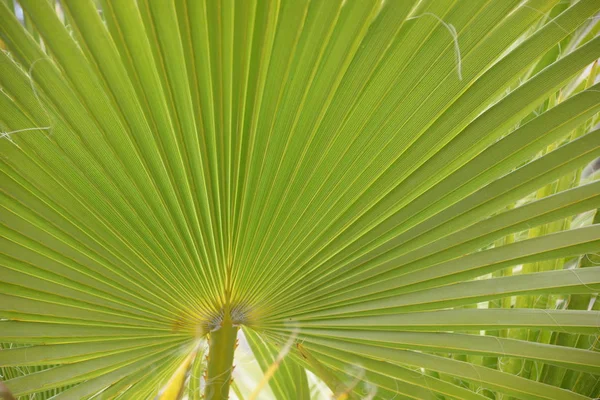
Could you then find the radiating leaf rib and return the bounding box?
[0,288,165,328]
[101,0,219,284]
[264,82,600,313]
[247,0,547,274]
[49,357,167,400]
[301,341,490,400]
[307,82,600,285]
[12,0,196,289]
[0,321,189,343]
[298,329,600,375]
[289,309,600,334]
[60,0,211,290]
[302,337,591,400]
[0,101,192,320]
[299,266,600,318]
[247,1,600,308]
[0,60,202,316]
[0,337,185,366]
[136,0,222,287]
[274,179,600,316]
[3,340,191,396]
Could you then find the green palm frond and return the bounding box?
[1,0,599,399]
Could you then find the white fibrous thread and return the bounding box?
[1,127,51,145]
[407,12,462,81]
[1,57,54,146]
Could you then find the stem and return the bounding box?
[205,311,238,400]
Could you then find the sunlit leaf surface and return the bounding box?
[1,0,599,399]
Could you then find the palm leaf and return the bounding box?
[1,0,599,399]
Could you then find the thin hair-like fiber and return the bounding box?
[1,57,55,145]
[406,12,463,81]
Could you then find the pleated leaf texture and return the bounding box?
[1,0,600,399]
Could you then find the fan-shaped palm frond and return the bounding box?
[1,0,599,399]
